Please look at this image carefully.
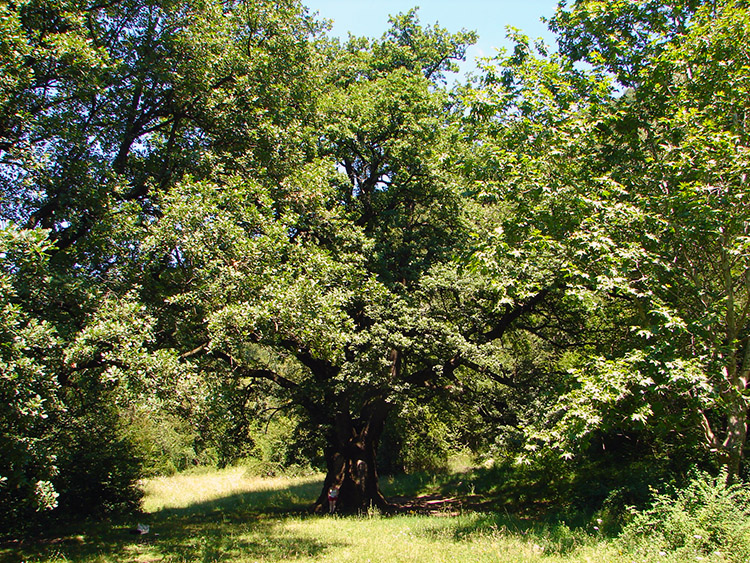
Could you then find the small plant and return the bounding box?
[619,470,750,562]
[533,522,592,555]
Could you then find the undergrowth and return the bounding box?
[620,470,750,562]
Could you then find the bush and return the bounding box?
[620,470,750,562]
[239,415,317,477]
[54,410,144,518]
[124,408,202,477]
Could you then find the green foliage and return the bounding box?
[465,0,750,483]
[621,471,750,562]
[1,0,326,532]
[550,0,703,87]
[525,351,708,466]
[372,9,477,83]
[53,409,144,518]
[124,408,204,477]
[239,414,319,477]
[2,0,750,538]
[560,0,750,479]
[0,228,62,534]
[379,398,457,474]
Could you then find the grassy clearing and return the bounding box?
[141,466,321,513]
[0,466,730,563]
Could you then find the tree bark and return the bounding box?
[312,398,395,514]
[723,396,748,484]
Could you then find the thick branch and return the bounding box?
[482,285,556,342]
[404,353,514,389]
[208,349,298,391]
[698,408,721,452]
[279,339,340,381]
[180,343,207,359]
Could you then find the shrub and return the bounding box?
[124,408,201,477]
[54,409,144,518]
[620,470,750,562]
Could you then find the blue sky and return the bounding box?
[303,0,561,77]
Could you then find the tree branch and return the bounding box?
[482,285,557,342]
[208,349,299,391]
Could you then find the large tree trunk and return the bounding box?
[312,398,395,514]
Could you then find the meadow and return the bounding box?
[0,465,735,563]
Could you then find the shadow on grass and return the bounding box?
[381,464,550,515]
[1,463,614,562]
[1,479,345,563]
[415,512,595,556]
[380,462,611,531]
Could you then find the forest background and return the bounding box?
[2,0,750,551]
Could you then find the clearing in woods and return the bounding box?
[1,466,657,562]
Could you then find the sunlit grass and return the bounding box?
[1,466,731,563]
[277,513,625,563]
[141,466,323,512]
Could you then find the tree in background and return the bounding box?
[556,0,750,483]
[0,0,321,533]
[471,0,750,484]
[457,25,649,502]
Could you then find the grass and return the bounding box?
[141,466,321,513]
[0,465,731,563]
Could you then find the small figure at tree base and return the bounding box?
[327,486,339,514]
